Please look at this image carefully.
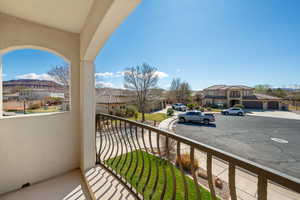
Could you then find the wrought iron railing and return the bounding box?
[95,113,300,200]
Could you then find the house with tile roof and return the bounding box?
[203,85,285,110]
[95,88,166,114]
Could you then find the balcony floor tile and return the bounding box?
[0,169,91,200]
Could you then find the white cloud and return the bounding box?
[155,71,168,79]
[115,71,128,77]
[16,73,55,81]
[94,70,168,79]
[163,84,171,89]
[95,81,113,88]
[95,72,114,77]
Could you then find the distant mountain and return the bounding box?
[277,88,299,91]
[3,79,64,91]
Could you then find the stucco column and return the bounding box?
[279,102,283,110]
[0,54,3,118]
[263,101,268,110]
[80,60,96,172]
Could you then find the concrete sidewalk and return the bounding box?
[158,116,300,200]
[247,110,300,120]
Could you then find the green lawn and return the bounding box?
[106,151,213,200]
[205,108,222,112]
[128,113,169,122]
[26,106,61,114]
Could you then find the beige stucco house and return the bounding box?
[95,88,166,114]
[203,85,284,110]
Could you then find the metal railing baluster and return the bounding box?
[207,153,217,200]
[177,142,189,200]
[229,163,237,200]
[191,147,201,200]
[258,175,268,200]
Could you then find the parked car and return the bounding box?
[172,103,187,111]
[178,111,215,124]
[221,107,245,116]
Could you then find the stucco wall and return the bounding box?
[0,14,80,194]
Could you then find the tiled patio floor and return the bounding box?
[0,169,91,200]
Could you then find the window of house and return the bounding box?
[230,91,241,97]
[1,49,70,117]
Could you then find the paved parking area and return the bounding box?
[174,114,300,179]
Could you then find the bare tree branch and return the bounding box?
[169,78,191,103]
[48,64,70,87]
[124,63,158,121]
[48,64,70,99]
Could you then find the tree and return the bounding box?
[48,64,70,99]
[169,78,191,103]
[48,64,70,87]
[254,84,271,93]
[194,92,203,106]
[17,88,43,114]
[254,84,288,98]
[124,63,158,122]
[179,81,191,102]
[169,78,181,102]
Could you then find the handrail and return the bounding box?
[95,113,300,199]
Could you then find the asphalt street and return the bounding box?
[174,114,300,179]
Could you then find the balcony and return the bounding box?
[1,113,300,200]
[229,95,241,98]
[90,113,300,200]
[230,91,241,98]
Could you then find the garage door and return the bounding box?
[268,101,279,109]
[243,101,263,109]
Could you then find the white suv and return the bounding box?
[172,103,187,111]
[221,107,245,116]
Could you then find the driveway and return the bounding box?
[174,114,300,179]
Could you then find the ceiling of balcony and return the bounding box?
[0,0,95,33]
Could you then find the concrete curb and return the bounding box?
[158,115,177,131]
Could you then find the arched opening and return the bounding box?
[1,48,71,117]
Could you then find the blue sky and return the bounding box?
[3,0,300,90]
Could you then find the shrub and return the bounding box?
[200,107,205,112]
[206,107,212,111]
[215,178,223,189]
[167,108,174,116]
[197,171,207,179]
[211,104,219,109]
[176,153,199,172]
[114,108,125,117]
[29,103,41,110]
[234,104,245,109]
[125,105,138,117]
[187,103,197,110]
[134,112,139,120]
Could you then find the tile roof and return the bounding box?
[95,88,135,104]
[204,85,253,90]
[95,88,166,104]
[243,93,282,100]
